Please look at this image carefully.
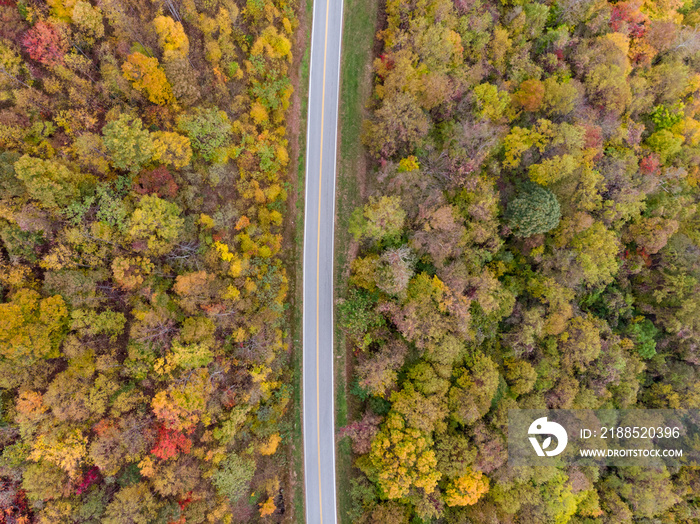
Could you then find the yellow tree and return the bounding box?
[259,497,276,517]
[448,352,499,425]
[128,194,184,255]
[29,427,88,478]
[0,289,68,362]
[122,52,174,105]
[571,222,620,287]
[444,468,489,506]
[153,16,189,59]
[528,155,579,186]
[112,256,154,290]
[72,1,105,42]
[151,367,213,432]
[152,131,193,168]
[364,412,440,499]
[251,26,292,62]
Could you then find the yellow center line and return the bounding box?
[316,0,331,519]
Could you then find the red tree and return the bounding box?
[178,492,193,511]
[639,153,660,175]
[22,21,66,66]
[584,125,603,150]
[151,425,192,460]
[337,411,382,454]
[75,466,101,495]
[134,166,179,198]
[610,2,648,38]
[0,486,31,524]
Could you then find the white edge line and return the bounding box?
[329,0,345,520]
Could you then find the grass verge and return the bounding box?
[287,0,313,520]
[334,0,379,520]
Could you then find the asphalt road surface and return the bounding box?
[301,0,344,519]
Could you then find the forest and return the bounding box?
[339,0,700,520]
[0,0,297,522]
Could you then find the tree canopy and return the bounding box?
[341,0,700,519]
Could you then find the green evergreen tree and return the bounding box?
[506,183,561,237]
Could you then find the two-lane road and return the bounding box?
[301,0,343,519]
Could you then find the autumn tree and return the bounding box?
[70,308,126,340]
[151,367,212,432]
[444,468,489,507]
[133,166,178,198]
[513,79,545,112]
[645,129,684,163]
[163,57,201,105]
[560,315,603,372]
[122,52,174,106]
[393,273,470,350]
[542,78,583,116]
[473,83,511,121]
[0,289,68,365]
[356,340,408,397]
[150,425,192,460]
[14,155,87,210]
[338,410,383,454]
[390,382,448,433]
[30,426,88,477]
[505,359,537,395]
[212,454,256,504]
[349,195,406,243]
[72,1,105,43]
[151,457,200,498]
[88,416,154,476]
[102,114,155,173]
[362,412,440,499]
[103,483,161,524]
[176,107,232,162]
[364,92,430,157]
[528,155,578,186]
[153,16,189,59]
[571,222,620,287]
[376,245,416,296]
[22,462,69,502]
[585,63,631,114]
[152,131,192,169]
[610,467,679,519]
[172,270,221,314]
[22,21,66,65]
[112,256,154,290]
[73,133,110,174]
[337,288,385,351]
[448,352,499,425]
[128,194,184,255]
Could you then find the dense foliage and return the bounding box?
[341,0,700,520]
[0,0,297,521]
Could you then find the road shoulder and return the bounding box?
[284,0,314,519]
